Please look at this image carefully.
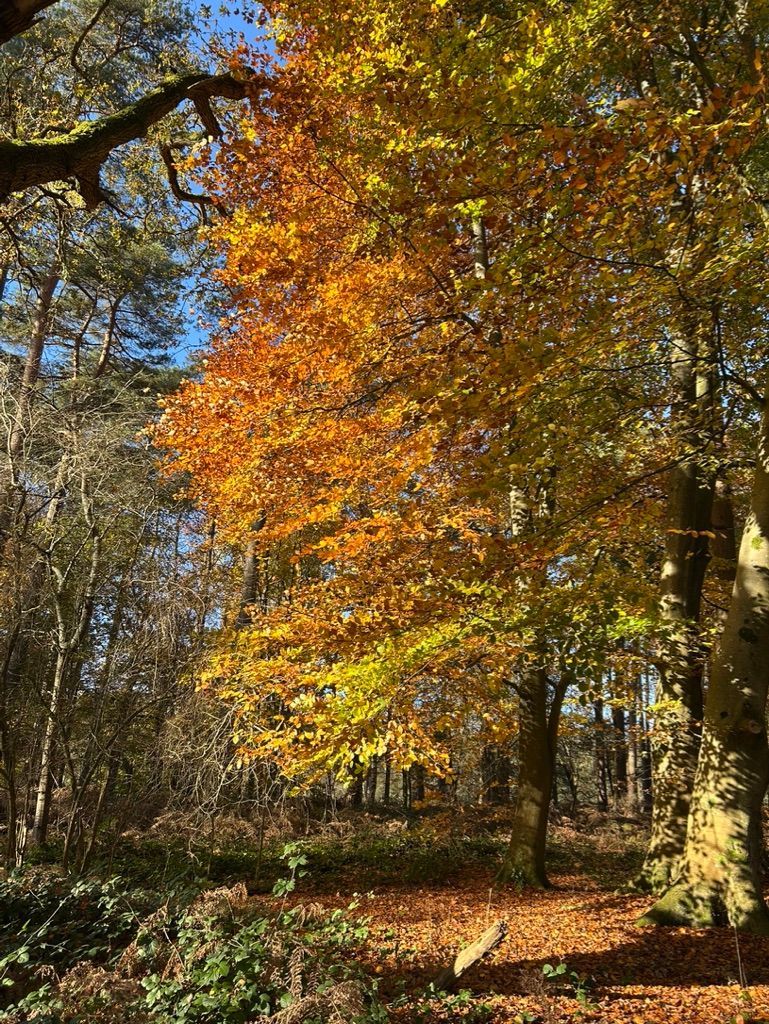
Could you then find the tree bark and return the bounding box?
[635,320,717,892]
[364,755,378,809]
[433,920,508,992]
[30,493,100,848]
[401,768,411,810]
[594,698,609,811]
[639,378,769,932]
[626,686,640,815]
[0,271,58,549]
[5,272,58,470]
[612,705,628,812]
[480,743,510,804]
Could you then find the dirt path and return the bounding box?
[294,867,769,1023]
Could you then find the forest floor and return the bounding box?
[3,811,769,1023]
[292,864,769,1023]
[274,815,769,1024]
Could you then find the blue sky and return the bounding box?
[171,3,271,366]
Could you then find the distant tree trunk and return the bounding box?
[711,476,737,584]
[0,616,21,867]
[594,699,609,811]
[558,759,578,815]
[382,757,391,805]
[348,773,363,810]
[365,756,378,809]
[1,272,58,545]
[236,537,260,627]
[639,670,653,813]
[612,705,628,812]
[401,769,411,810]
[626,693,640,815]
[499,670,567,887]
[640,382,769,932]
[31,650,67,846]
[412,764,425,804]
[30,502,100,848]
[635,320,717,892]
[480,744,510,805]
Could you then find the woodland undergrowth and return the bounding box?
[1,810,767,1024]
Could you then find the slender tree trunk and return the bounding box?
[348,773,363,810]
[365,755,378,809]
[626,690,640,815]
[31,650,67,846]
[640,381,769,932]
[402,769,411,810]
[639,669,653,813]
[612,705,628,812]
[412,764,425,803]
[382,757,391,805]
[635,321,717,892]
[559,759,578,815]
[480,743,510,805]
[594,699,609,811]
[1,272,58,545]
[93,296,122,378]
[236,537,260,628]
[235,513,267,628]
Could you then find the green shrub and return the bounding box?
[0,872,161,975]
[1,868,381,1024]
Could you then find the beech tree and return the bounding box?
[155,0,769,929]
[641,382,769,931]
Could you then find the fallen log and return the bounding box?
[432,919,508,992]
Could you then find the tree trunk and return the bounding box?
[612,705,628,812]
[480,743,510,805]
[639,380,769,932]
[0,272,58,547]
[0,73,254,206]
[347,773,363,810]
[30,649,67,846]
[412,764,425,803]
[401,769,411,810]
[0,0,59,45]
[635,321,717,892]
[499,669,565,887]
[594,699,609,811]
[364,755,378,809]
[626,690,640,815]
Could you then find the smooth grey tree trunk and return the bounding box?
[640,378,769,932]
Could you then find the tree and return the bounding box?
[156,0,659,880]
[0,72,255,207]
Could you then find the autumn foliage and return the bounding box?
[157,1,765,789]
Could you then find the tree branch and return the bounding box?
[0,71,265,207]
[0,0,59,45]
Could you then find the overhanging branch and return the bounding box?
[0,71,265,207]
[0,0,59,45]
